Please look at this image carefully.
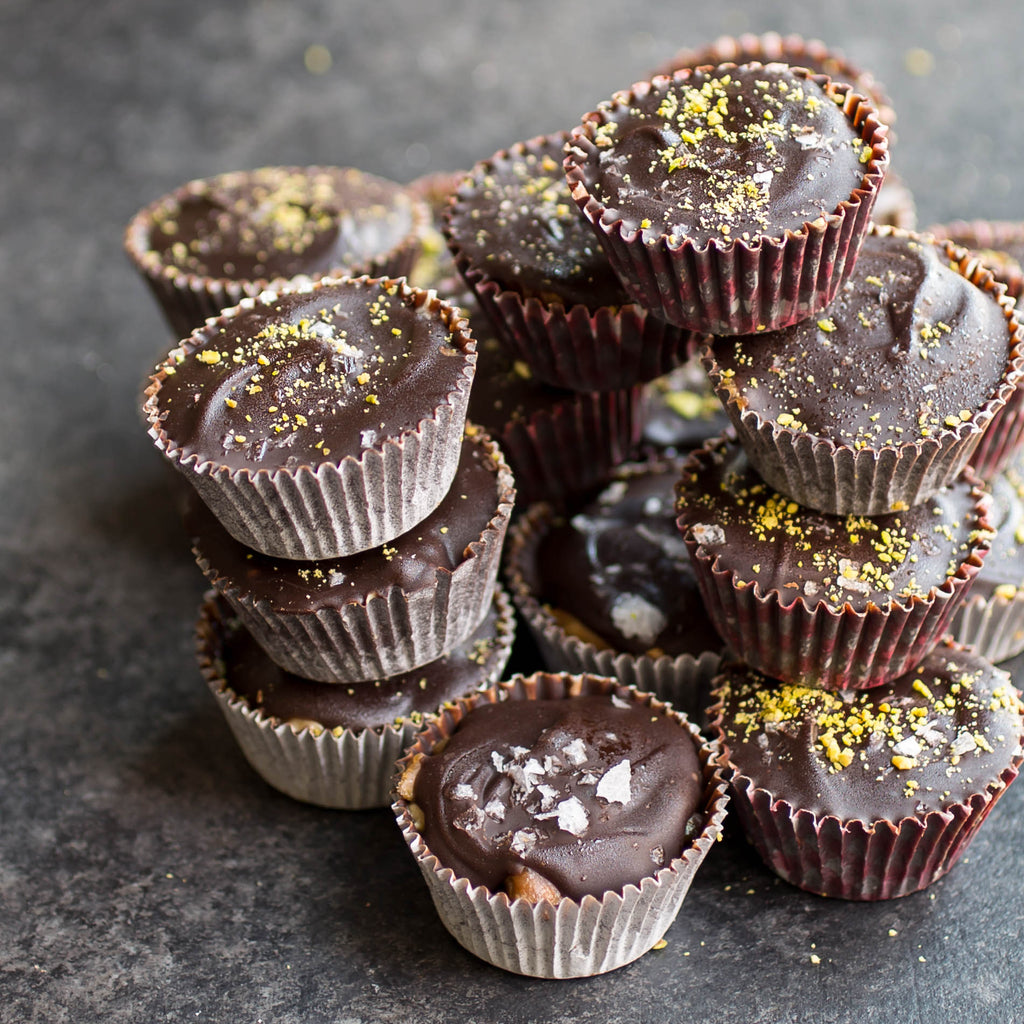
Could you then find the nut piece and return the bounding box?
[505,868,563,905]
[396,752,425,802]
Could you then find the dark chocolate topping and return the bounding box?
[153,278,472,472]
[677,436,990,612]
[447,134,628,310]
[970,457,1024,599]
[536,466,721,657]
[145,166,420,281]
[574,64,869,245]
[642,357,731,452]
[412,694,703,900]
[187,428,505,612]
[713,641,1023,822]
[204,596,505,731]
[706,232,1012,448]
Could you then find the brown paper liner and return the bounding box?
[124,166,430,340]
[703,228,1024,513]
[392,672,729,977]
[504,498,722,724]
[483,385,647,507]
[195,428,515,682]
[707,666,1023,900]
[143,276,477,560]
[678,439,995,690]
[564,66,889,336]
[446,133,696,392]
[195,590,515,809]
[647,32,896,131]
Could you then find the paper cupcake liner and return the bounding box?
[195,589,516,809]
[565,68,889,336]
[925,219,1024,302]
[392,672,729,978]
[144,277,478,560]
[445,133,696,392]
[949,589,1024,664]
[197,429,515,682]
[871,172,917,231]
[703,229,1024,514]
[647,32,896,131]
[679,443,994,690]
[124,166,430,340]
[488,386,646,507]
[504,499,722,723]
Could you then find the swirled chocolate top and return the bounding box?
[571,64,870,246]
[712,641,1023,822]
[706,233,1012,448]
[152,279,473,472]
[676,437,990,612]
[446,134,627,309]
[536,466,721,657]
[143,166,422,281]
[203,596,507,732]
[187,429,508,612]
[411,693,703,900]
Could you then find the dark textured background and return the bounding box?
[2,1,1023,1021]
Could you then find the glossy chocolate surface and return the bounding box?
[713,641,1023,821]
[145,166,420,281]
[707,233,1011,447]
[187,429,505,611]
[203,596,506,731]
[447,134,628,309]
[971,457,1024,599]
[413,694,703,900]
[575,64,868,245]
[677,436,988,612]
[154,279,471,471]
[642,357,731,453]
[537,466,721,657]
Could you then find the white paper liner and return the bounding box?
[392,672,729,978]
[504,497,722,723]
[144,276,478,560]
[196,588,515,809]
[197,427,515,682]
[949,590,1024,664]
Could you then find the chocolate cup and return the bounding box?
[564,66,889,336]
[195,589,515,810]
[647,32,896,132]
[677,439,995,690]
[702,228,1024,514]
[194,427,515,683]
[392,672,729,978]
[143,276,478,561]
[124,165,430,340]
[446,133,696,392]
[706,654,1024,900]
[949,589,1024,664]
[504,496,722,724]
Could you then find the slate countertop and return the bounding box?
[3,2,1023,1021]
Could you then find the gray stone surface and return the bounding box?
[2,0,1023,1020]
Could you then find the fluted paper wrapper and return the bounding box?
[198,431,515,682]
[565,68,889,336]
[647,31,896,131]
[446,133,695,392]
[124,166,429,340]
[949,589,1024,664]
[393,672,729,977]
[144,277,477,560]
[491,386,646,507]
[195,590,515,809]
[504,499,722,723]
[718,759,1021,901]
[703,230,1024,513]
[678,444,994,690]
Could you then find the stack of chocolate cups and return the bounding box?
[443,132,702,506]
[560,61,1024,900]
[142,274,517,809]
